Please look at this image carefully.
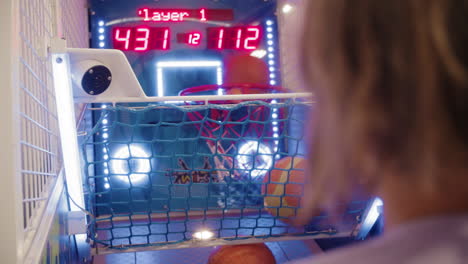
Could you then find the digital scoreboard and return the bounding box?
[112,26,262,51]
[90,0,279,97]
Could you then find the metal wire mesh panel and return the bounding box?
[18,0,62,251]
[81,99,365,253]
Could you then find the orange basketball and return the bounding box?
[208,244,276,264]
[262,157,306,221]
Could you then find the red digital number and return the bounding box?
[200,9,207,21]
[112,27,170,51]
[244,27,260,50]
[114,28,131,50]
[162,29,170,49]
[188,33,201,46]
[235,28,242,49]
[207,27,262,50]
[217,29,225,49]
[135,28,150,51]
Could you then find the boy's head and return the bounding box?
[300,0,468,218]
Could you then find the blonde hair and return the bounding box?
[300,0,468,218]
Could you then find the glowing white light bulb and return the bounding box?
[193,230,214,240]
[236,141,273,178]
[110,145,151,184]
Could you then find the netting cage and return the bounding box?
[78,95,367,254]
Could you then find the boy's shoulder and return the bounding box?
[290,215,468,264]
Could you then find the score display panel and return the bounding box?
[113,8,262,51]
[112,26,262,51]
[90,0,280,97]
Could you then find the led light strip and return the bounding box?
[266,20,277,87]
[266,20,281,159]
[96,20,109,188]
[98,21,106,48]
[101,104,110,189]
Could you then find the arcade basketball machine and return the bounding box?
[0,0,382,263]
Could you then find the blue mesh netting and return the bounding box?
[81,100,365,250]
